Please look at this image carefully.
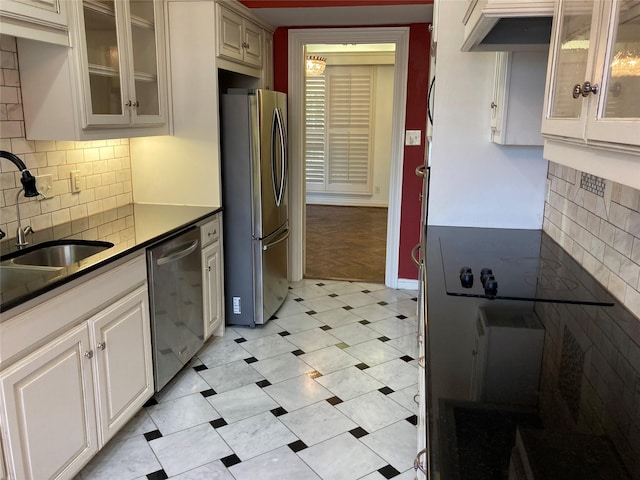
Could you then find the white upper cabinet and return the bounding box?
[542,0,640,149]
[80,0,166,127]
[17,0,169,140]
[490,50,547,145]
[217,3,263,69]
[0,0,69,46]
[214,0,274,79]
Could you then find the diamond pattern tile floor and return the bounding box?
[75,280,419,480]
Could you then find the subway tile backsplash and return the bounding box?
[0,35,132,240]
[544,161,640,319]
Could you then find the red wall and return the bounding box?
[273,24,430,281]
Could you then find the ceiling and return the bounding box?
[242,4,433,27]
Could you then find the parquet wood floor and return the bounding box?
[305,204,387,283]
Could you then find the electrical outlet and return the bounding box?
[35,174,53,198]
[70,170,81,193]
[405,130,421,146]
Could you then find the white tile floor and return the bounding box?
[76,279,419,480]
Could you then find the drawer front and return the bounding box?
[201,217,220,246]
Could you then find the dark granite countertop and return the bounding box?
[0,203,221,313]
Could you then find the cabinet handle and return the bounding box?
[572,81,599,99]
[414,448,428,474]
[417,356,426,369]
[97,342,106,351]
[84,350,94,359]
[490,101,497,109]
[413,393,420,405]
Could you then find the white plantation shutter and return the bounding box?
[326,66,374,193]
[305,75,326,192]
[304,65,375,195]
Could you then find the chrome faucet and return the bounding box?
[0,151,40,248]
[15,189,34,248]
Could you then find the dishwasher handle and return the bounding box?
[156,239,200,266]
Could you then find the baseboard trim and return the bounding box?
[396,278,419,291]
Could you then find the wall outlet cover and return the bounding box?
[35,174,53,197]
[405,130,421,146]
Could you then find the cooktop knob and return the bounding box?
[484,278,498,296]
[481,268,493,286]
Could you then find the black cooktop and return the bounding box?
[438,227,614,306]
[425,226,637,480]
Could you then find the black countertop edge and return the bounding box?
[0,204,223,314]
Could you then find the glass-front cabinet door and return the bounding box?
[585,0,640,146]
[79,0,165,128]
[127,0,161,122]
[542,0,599,139]
[543,0,640,146]
[82,0,126,125]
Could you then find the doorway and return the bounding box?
[288,28,410,288]
[303,43,395,283]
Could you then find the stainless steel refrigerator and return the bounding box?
[220,89,289,327]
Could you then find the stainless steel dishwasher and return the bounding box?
[147,227,204,391]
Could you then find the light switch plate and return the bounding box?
[70,170,81,193]
[405,130,421,146]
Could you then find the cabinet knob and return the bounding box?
[126,100,132,107]
[490,101,498,109]
[97,342,106,351]
[84,350,94,359]
[580,81,599,97]
[207,266,211,272]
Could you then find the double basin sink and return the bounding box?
[1,240,114,291]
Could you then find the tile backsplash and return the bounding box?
[544,161,640,319]
[0,35,132,240]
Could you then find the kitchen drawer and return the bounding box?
[201,216,220,247]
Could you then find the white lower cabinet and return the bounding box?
[0,255,153,480]
[0,323,98,480]
[89,286,153,445]
[201,215,224,340]
[202,242,224,339]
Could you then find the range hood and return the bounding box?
[461,0,554,52]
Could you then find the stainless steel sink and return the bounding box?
[0,265,62,290]
[5,240,114,267]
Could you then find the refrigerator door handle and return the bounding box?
[271,107,287,207]
[277,107,287,206]
[262,228,290,251]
